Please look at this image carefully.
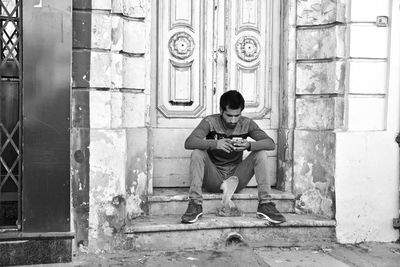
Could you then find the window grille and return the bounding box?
[0,0,22,230]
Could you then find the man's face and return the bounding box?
[220,106,242,129]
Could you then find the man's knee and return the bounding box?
[253,150,268,162]
[191,149,207,162]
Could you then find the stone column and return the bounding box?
[71,0,151,251]
[292,0,346,218]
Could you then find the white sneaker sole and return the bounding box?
[256,212,284,224]
[183,212,203,224]
[220,176,239,208]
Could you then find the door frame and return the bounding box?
[148,0,291,194]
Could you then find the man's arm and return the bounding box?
[184,119,218,150]
[247,120,275,151]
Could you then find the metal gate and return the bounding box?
[0,0,22,230]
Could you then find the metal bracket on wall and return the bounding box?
[394,218,400,229]
[376,16,389,27]
[395,133,400,147]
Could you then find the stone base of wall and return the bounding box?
[293,130,336,218]
[0,235,73,266]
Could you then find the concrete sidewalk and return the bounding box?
[16,242,400,267]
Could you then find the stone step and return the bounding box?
[148,188,295,216]
[124,213,336,251]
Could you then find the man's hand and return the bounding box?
[216,138,235,153]
[232,140,250,152]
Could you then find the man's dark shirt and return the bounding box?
[184,114,274,166]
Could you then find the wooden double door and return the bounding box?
[153,0,280,189]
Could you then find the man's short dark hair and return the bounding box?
[220,90,245,111]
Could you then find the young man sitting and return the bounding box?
[181,90,286,224]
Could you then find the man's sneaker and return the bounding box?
[181,201,203,224]
[256,202,286,224]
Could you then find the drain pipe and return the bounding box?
[394,133,400,236]
[225,232,246,247]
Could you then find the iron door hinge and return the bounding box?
[396,133,400,147]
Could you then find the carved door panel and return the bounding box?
[154,0,279,188]
[157,0,214,127]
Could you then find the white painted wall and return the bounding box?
[336,132,399,243]
[335,0,400,243]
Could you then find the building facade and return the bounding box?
[72,0,400,249]
[1,0,399,265]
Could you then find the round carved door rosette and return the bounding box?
[168,32,195,60]
[235,36,261,62]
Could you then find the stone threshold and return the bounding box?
[125,213,336,234]
[149,188,295,202]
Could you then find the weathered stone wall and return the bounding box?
[291,0,346,218]
[71,0,150,251]
[291,0,396,223]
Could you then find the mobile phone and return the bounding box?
[232,137,245,146]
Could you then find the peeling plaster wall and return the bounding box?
[126,128,149,219]
[71,0,151,251]
[292,0,399,233]
[291,0,400,242]
[89,129,127,249]
[293,131,335,218]
[279,0,399,242]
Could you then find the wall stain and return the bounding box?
[294,131,335,218]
